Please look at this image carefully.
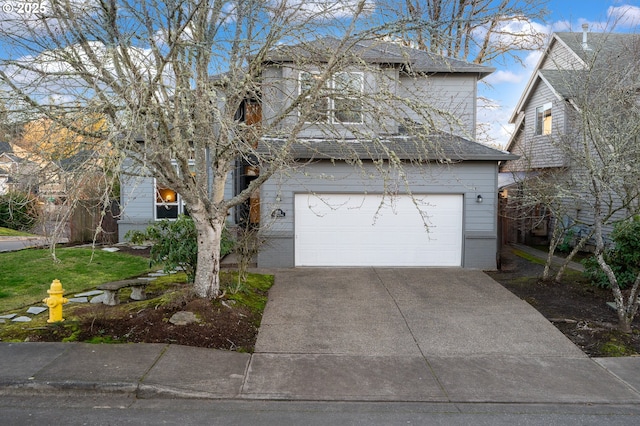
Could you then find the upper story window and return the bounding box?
[535,102,552,135]
[299,71,364,124]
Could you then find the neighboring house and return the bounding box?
[0,142,67,198]
[0,141,11,194]
[0,164,9,195]
[119,37,515,269]
[500,27,640,246]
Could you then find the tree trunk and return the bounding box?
[190,211,224,299]
[554,231,592,283]
[543,223,562,281]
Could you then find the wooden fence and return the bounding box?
[69,200,119,243]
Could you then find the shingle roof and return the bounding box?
[538,69,585,99]
[264,37,493,77]
[555,32,640,66]
[257,132,516,162]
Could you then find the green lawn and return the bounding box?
[0,248,152,312]
[0,227,35,237]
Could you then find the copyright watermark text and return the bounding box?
[1,2,47,15]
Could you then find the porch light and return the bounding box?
[476,194,483,203]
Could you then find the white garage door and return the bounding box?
[294,193,463,267]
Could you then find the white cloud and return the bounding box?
[476,96,517,148]
[550,4,640,34]
[473,16,548,53]
[608,5,640,27]
[484,70,523,85]
[269,0,375,21]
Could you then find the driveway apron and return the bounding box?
[243,268,640,403]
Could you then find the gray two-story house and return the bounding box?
[119,37,515,269]
[501,27,640,246]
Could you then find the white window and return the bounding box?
[333,72,364,123]
[299,71,364,124]
[299,71,330,122]
[535,102,552,135]
[154,162,193,220]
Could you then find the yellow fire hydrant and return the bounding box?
[43,279,68,323]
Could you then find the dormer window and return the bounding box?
[299,71,363,124]
[535,102,552,135]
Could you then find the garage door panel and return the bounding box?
[295,193,463,267]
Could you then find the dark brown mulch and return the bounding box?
[30,288,262,351]
[488,248,640,357]
[26,244,264,351]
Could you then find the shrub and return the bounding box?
[0,191,40,231]
[583,219,640,289]
[126,215,234,283]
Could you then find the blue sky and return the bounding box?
[481,0,640,148]
[1,1,638,148]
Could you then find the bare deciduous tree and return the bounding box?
[0,1,471,298]
[384,0,548,64]
[513,31,640,332]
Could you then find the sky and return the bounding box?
[480,0,640,148]
[1,1,639,149]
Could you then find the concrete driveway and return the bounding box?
[244,268,639,402]
[255,268,584,357]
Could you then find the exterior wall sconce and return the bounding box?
[476,194,483,203]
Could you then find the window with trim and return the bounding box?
[535,102,552,135]
[299,71,363,124]
[154,162,194,220]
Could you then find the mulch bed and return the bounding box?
[488,248,640,357]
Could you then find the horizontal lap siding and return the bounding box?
[118,158,154,240]
[519,81,567,169]
[397,74,477,139]
[258,160,499,269]
[118,158,235,241]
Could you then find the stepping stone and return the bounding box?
[131,245,149,250]
[90,294,106,304]
[148,272,167,277]
[26,307,47,315]
[75,290,104,297]
[0,319,5,323]
[102,247,120,252]
[138,277,155,281]
[0,314,17,319]
[169,311,200,326]
[12,316,32,322]
[68,297,89,303]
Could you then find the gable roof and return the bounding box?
[506,30,640,151]
[264,37,494,77]
[258,132,516,162]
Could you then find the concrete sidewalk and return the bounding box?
[0,236,68,252]
[1,268,640,404]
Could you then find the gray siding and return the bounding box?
[118,159,235,241]
[258,160,499,269]
[118,159,154,240]
[260,64,479,139]
[541,39,584,70]
[397,74,477,138]
[518,80,567,169]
